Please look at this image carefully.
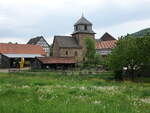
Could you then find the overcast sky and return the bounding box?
[0,0,150,44]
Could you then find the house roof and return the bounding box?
[54,36,82,48]
[27,36,50,47]
[0,43,46,55]
[99,32,116,41]
[74,16,92,26]
[96,40,117,49]
[27,36,43,45]
[37,57,76,64]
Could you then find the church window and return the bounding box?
[75,51,78,56]
[75,26,78,31]
[66,51,68,56]
[84,25,87,30]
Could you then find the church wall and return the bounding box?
[73,33,95,47]
[52,40,60,57]
[72,33,95,58]
[59,48,83,62]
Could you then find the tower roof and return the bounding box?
[74,16,92,26]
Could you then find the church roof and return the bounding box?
[99,33,116,41]
[74,16,92,26]
[53,36,82,48]
[72,30,95,34]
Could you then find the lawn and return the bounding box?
[0,72,149,113]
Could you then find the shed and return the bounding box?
[31,57,76,70]
[0,43,46,68]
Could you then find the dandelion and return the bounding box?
[22,85,30,89]
[140,98,150,104]
[93,100,101,104]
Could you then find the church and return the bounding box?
[31,15,117,69]
[52,15,96,62]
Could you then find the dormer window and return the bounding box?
[84,25,87,30]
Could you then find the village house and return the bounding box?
[27,36,50,56]
[96,33,117,57]
[0,43,46,68]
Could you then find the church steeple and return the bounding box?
[72,15,95,49]
[72,15,95,35]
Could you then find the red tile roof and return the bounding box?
[96,40,117,49]
[37,57,76,64]
[0,43,46,55]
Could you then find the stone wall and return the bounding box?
[52,40,60,57]
[59,48,83,62]
[72,33,95,48]
[72,33,95,59]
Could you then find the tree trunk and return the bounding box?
[130,68,135,81]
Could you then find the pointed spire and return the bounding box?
[74,14,92,25]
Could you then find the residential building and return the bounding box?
[96,33,117,57]
[27,36,50,56]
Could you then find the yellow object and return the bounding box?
[20,57,25,68]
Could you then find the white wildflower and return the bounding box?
[93,100,101,104]
[22,85,30,89]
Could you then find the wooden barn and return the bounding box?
[31,57,76,70]
[0,43,46,68]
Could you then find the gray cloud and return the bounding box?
[0,0,150,44]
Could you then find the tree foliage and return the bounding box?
[107,34,150,80]
[84,37,102,67]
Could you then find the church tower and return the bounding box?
[72,15,96,48]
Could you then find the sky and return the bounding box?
[0,0,150,44]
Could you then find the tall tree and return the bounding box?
[107,34,150,80]
[84,37,96,63]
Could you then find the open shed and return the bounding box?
[31,57,76,70]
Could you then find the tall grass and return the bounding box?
[0,72,149,113]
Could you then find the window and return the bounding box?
[66,51,68,56]
[84,25,87,30]
[75,51,78,56]
[75,26,78,31]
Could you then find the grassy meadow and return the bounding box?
[0,72,149,113]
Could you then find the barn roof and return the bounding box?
[53,36,82,48]
[96,40,117,49]
[0,43,46,55]
[37,57,76,64]
[3,54,44,58]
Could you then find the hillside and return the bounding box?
[132,28,150,38]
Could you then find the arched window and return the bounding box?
[84,25,87,30]
[66,51,68,56]
[75,51,78,56]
